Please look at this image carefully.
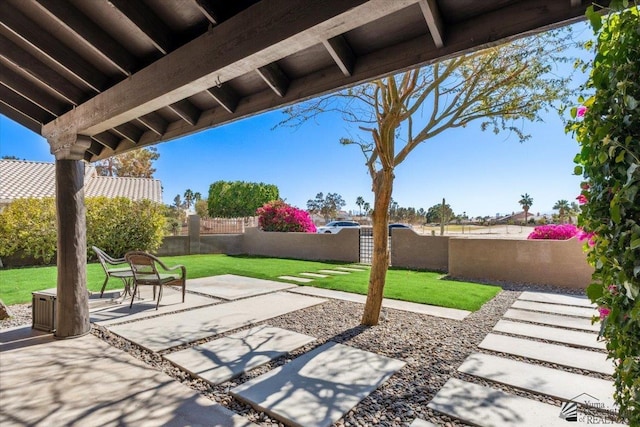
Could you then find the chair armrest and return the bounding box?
[154,256,186,279]
[105,257,126,265]
[163,264,186,279]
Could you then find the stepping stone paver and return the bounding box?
[164,325,316,385]
[317,269,350,275]
[187,274,296,300]
[231,341,406,427]
[427,378,627,427]
[106,292,326,352]
[300,272,330,278]
[512,300,597,318]
[289,286,469,320]
[519,291,593,308]
[382,298,469,320]
[91,291,217,326]
[335,267,367,272]
[458,353,617,409]
[479,334,614,375]
[493,320,605,350]
[504,309,600,332]
[289,286,366,303]
[0,333,258,427]
[278,275,314,283]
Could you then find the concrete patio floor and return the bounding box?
[0,327,257,427]
[1,276,626,427]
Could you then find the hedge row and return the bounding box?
[0,197,166,265]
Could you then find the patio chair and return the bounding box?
[93,246,133,297]
[124,251,186,310]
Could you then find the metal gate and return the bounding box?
[359,227,373,264]
[359,227,394,264]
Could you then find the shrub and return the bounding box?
[208,180,279,218]
[0,197,166,265]
[527,224,580,240]
[0,198,57,264]
[86,197,166,259]
[257,200,316,233]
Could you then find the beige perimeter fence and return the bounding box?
[157,216,593,289]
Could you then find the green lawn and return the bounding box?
[310,268,500,311]
[0,254,500,311]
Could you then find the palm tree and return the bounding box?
[519,193,533,225]
[553,199,570,223]
[568,201,580,224]
[363,202,371,217]
[173,194,182,209]
[194,192,202,202]
[183,189,194,210]
[355,196,365,216]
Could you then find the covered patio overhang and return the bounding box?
[0,0,605,337]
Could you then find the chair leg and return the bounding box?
[129,284,138,308]
[155,285,163,310]
[182,280,186,303]
[100,277,109,297]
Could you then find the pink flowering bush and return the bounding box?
[527,224,581,240]
[257,200,316,233]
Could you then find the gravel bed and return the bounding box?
[2,284,621,427]
[0,303,32,329]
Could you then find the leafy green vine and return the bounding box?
[568,3,639,423]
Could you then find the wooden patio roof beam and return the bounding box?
[33,0,136,76]
[322,36,355,77]
[85,0,591,161]
[206,84,240,114]
[0,61,67,116]
[419,0,445,48]
[42,0,419,143]
[0,1,107,93]
[256,63,289,97]
[0,35,87,105]
[107,0,173,55]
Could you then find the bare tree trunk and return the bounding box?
[361,168,393,326]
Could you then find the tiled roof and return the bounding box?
[0,160,163,204]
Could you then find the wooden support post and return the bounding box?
[52,135,91,339]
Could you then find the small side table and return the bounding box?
[109,270,136,299]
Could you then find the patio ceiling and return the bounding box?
[1,0,603,162]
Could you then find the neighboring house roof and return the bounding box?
[0,160,163,205]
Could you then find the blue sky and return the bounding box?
[0,24,592,219]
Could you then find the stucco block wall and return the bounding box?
[156,236,189,256]
[200,234,243,255]
[390,230,449,271]
[241,227,359,262]
[448,237,593,289]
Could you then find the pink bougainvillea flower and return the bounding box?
[576,229,596,247]
[576,194,588,205]
[580,182,590,190]
[527,224,582,240]
[577,105,588,118]
[608,284,619,296]
[598,306,611,320]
